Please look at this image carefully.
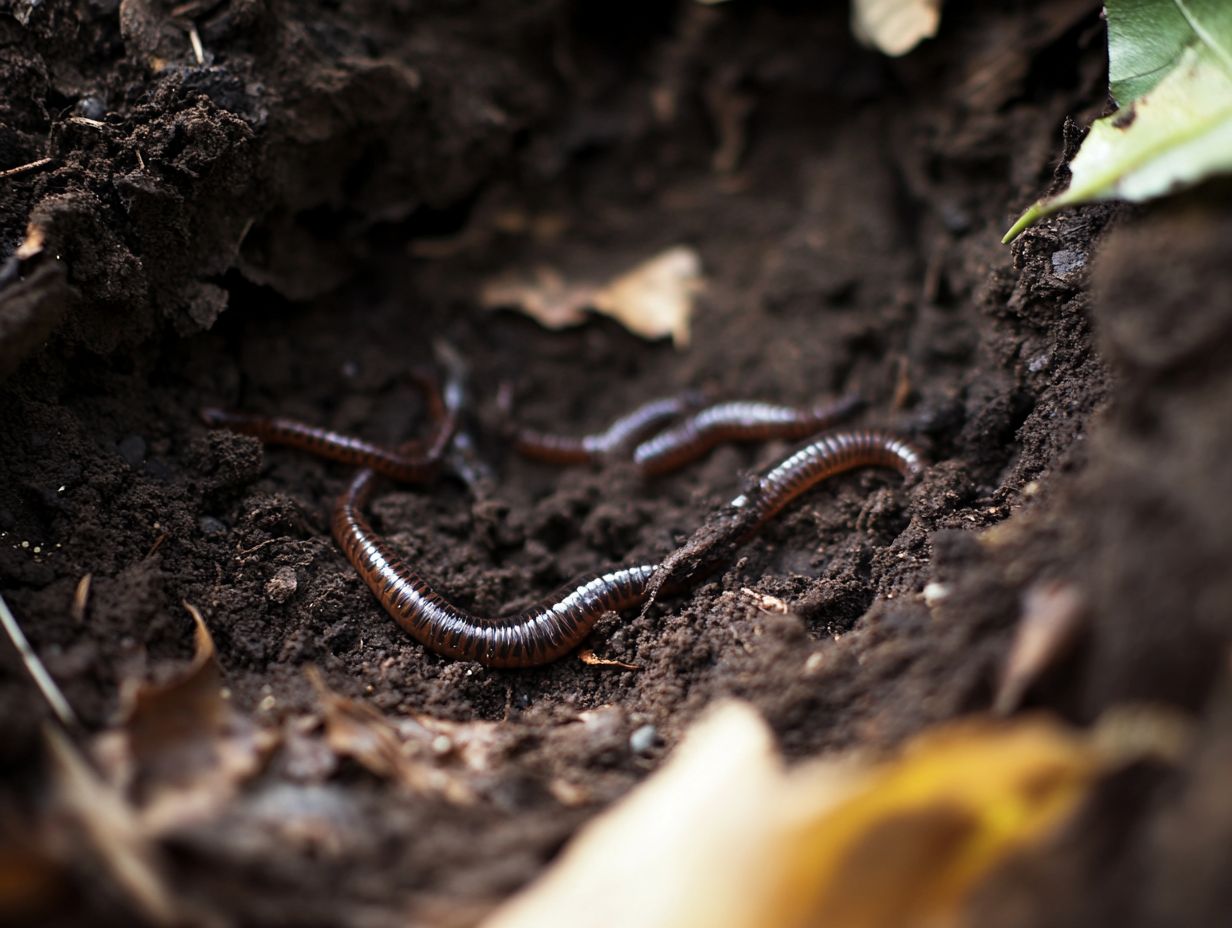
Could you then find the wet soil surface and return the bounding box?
[2,1,1231,925]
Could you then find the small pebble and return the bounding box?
[75,96,106,120]
[199,515,228,536]
[1027,352,1051,373]
[1050,248,1086,277]
[940,202,971,234]
[265,566,298,603]
[629,724,658,755]
[922,581,951,607]
[117,434,146,466]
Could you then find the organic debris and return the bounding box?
[45,726,187,927]
[480,246,702,346]
[851,0,942,57]
[307,667,506,804]
[485,701,1180,928]
[93,604,276,833]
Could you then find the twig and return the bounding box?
[145,532,170,559]
[188,23,205,65]
[0,157,52,181]
[72,573,92,623]
[0,592,78,727]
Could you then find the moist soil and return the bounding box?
[3,1,1232,926]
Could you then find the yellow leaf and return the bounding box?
[483,703,1131,928]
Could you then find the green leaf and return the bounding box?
[1004,0,1232,243]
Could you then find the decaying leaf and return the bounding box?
[95,603,276,833]
[15,223,45,260]
[852,0,942,57]
[306,667,504,803]
[485,701,1176,928]
[578,648,640,670]
[480,246,702,347]
[46,726,183,926]
[1005,0,1232,241]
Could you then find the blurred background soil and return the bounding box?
[1,0,1230,925]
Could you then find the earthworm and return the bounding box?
[631,394,865,476]
[498,387,707,465]
[200,408,455,482]
[731,429,923,527]
[647,429,924,597]
[201,374,457,482]
[333,428,922,667]
[333,468,657,667]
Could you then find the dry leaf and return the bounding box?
[852,0,942,57]
[480,246,702,347]
[480,265,595,329]
[484,701,1157,928]
[401,712,507,777]
[307,667,497,803]
[15,223,45,260]
[46,726,183,926]
[483,702,860,928]
[578,648,640,670]
[740,587,790,614]
[95,603,276,833]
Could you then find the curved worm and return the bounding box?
[200,406,457,483]
[631,394,865,476]
[647,429,923,595]
[332,429,922,667]
[732,429,923,526]
[500,389,707,465]
[333,468,657,667]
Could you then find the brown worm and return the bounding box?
[200,404,457,483]
[646,429,924,597]
[630,395,865,476]
[732,428,923,526]
[331,428,922,667]
[333,468,657,667]
[499,388,707,465]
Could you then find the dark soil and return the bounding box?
[2,1,1231,925]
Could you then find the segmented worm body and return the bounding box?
[631,394,864,476]
[329,429,922,667]
[204,389,923,667]
[502,391,706,465]
[200,407,455,483]
[333,469,656,667]
[732,429,923,527]
[648,429,924,593]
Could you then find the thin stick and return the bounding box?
[0,592,78,727]
[188,24,205,65]
[0,157,52,181]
